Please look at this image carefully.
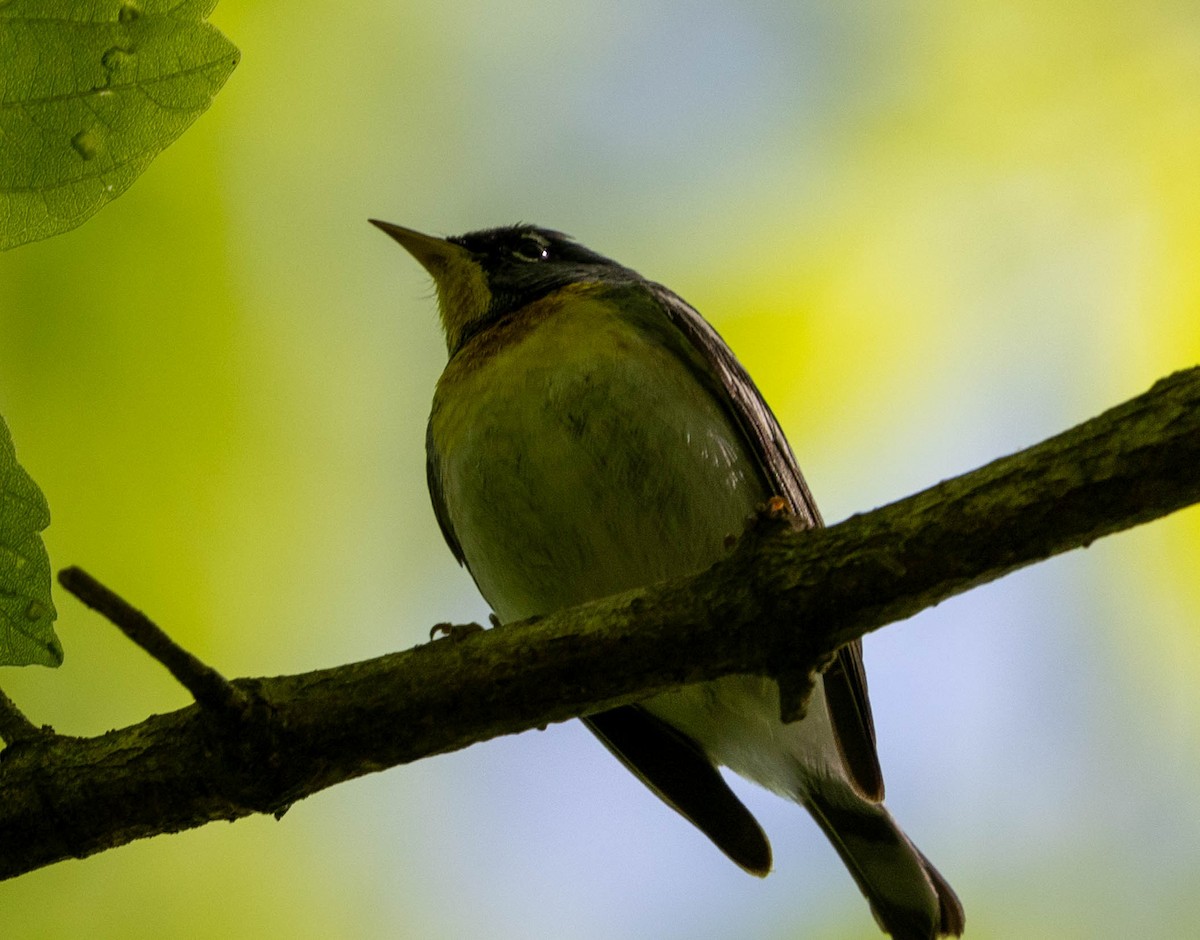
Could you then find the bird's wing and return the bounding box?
[426,420,467,566]
[585,707,772,875]
[645,282,884,802]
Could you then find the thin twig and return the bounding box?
[56,567,249,718]
[0,685,43,746]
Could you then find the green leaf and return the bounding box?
[0,415,60,667]
[0,0,239,250]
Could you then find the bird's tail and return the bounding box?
[803,787,964,939]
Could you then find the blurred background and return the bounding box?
[2,1,1199,937]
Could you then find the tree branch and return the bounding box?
[1,367,1197,881]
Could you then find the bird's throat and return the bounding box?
[435,253,494,355]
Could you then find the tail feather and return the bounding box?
[804,788,964,939]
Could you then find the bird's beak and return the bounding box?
[369,219,467,278]
[370,219,492,353]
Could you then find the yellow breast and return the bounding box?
[428,283,762,623]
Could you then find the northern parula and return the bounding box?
[372,219,964,939]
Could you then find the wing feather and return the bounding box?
[645,283,884,801]
[586,707,772,875]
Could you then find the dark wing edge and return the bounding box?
[645,282,885,802]
[821,640,883,800]
[644,283,821,528]
[426,419,468,566]
[585,706,772,876]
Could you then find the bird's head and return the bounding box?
[370,221,635,353]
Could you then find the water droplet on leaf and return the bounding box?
[101,45,135,72]
[71,130,100,160]
[118,2,141,23]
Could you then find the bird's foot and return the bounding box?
[429,621,486,642]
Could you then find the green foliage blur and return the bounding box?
[1,2,1198,938]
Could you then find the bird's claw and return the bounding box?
[429,621,485,642]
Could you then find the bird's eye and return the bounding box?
[511,234,550,263]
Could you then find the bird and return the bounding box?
[371,218,965,939]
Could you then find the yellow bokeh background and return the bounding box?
[2,2,1198,937]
